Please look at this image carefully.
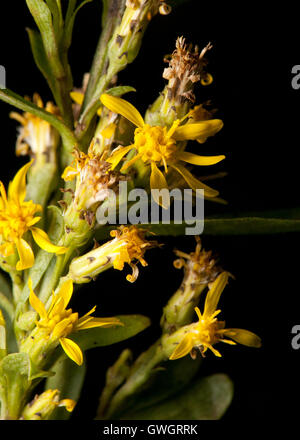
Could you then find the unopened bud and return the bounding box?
[21,389,76,420]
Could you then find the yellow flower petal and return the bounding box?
[207,344,222,357]
[76,316,123,330]
[28,278,47,319]
[0,310,5,326]
[59,337,83,366]
[175,151,225,166]
[27,216,42,227]
[194,306,202,321]
[204,272,229,317]
[173,120,223,142]
[150,162,170,209]
[8,160,33,204]
[170,163,219,198]
[101,123,116,139]
[0,181,7,205]
[0,242,15,257]
[106,145,135,169]
[169,333,194,360]
[31,227,67,255]
[223,328,262,348]
[70,91,84,105]
[53,318,71,339]
[100,94,144,128]
[49,297,66,321]
[58,279,73,309]
[15,238,35,271]
[58,399,76,412]
[61,165,79,182]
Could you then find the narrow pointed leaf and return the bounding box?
[26,28,58,101]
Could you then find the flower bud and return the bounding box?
[21,389,76,420]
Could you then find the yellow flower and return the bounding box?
[109,226,158,281]
[28,278,123,365]
[10,93,59,158]
[68,225,159,283]
[100,93,225,205]
[21,389,76,420]
[0,162,67,270]
[169,272,261,360]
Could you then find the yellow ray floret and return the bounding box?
[169,272,262,360]
[0,162,67,270]
[100,94,225,206]
[28,278,123,365]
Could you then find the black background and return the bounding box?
[1,0,299,426]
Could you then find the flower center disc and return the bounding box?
[134,124,177,166]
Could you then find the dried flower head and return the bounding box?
[173,236,220,285]
[62,144,126,215]
[163,37,213,105]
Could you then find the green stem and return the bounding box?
[82,0,126,108]
[38,253,69,305]
[10,272,24,306]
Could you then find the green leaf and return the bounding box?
[105,86,136,97]
[45,355,86,420]
[120,373,233,420]
[65,0,77,24]
[94,206,300,240]
[63,0,94,51]
[26,28,59,104]
[71,314,151,352]
[116,356,203,417]
[142,217,300,236]
[45,0,63,37]
[26,0,64,78]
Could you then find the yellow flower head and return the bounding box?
[62,146,124,213]
[109,226,159,282]
[100,93,224,206]
[10,93,59,158]
[22,389,76,420]
[0,162,67,270]
[169,272,262,360]
[28,278,123,365]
